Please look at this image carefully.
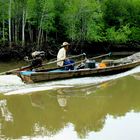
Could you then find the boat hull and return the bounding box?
[18,60,140,83]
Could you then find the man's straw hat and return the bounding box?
[61,42,70,47]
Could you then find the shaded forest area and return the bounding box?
[0,0,140,61]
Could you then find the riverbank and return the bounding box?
[0,41,140,62]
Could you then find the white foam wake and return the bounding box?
[1,65,140,95]
[0,75,24,86]
[5,85,73,95]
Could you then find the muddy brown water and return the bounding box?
[0,61,140,140]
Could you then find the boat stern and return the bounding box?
[17,71,35,83]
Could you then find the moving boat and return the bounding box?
[18,56,140,83]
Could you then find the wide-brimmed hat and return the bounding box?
[61,42,70,47]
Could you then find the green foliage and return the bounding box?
[27,0,56,32]
[103,0,127,27]
[126,0,140,27]
[41,0,56,32]
[130,27,140,41]
[61,0,104,42]
[0,0,9,44]
[103,0,140,43]
[0,0,140,47]
[106,25,131,43]
[0,0,9,20]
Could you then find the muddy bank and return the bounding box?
[0,41,140,62]
[79,41,140,55]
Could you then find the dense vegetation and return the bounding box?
[0,0,140,60]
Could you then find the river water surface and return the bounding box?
[0,62,140,140]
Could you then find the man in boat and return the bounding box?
[57,42,75,70]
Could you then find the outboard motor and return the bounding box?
[30,51,45,67]
[85,60,96,68]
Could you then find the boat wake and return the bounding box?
[1,65,140,95]
[0,75,24,86]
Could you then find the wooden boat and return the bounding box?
[18,59,140,83]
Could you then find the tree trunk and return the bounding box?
[22,8,26,47]
[2,19,5,44]
[40,30,44,45]
[46,32,48,42]
[9,0,12,47]
[15,19,18,44]
[12,19,15,43]
[37,3,46,49]
[28,24,33,43]
[37,16,43,49]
